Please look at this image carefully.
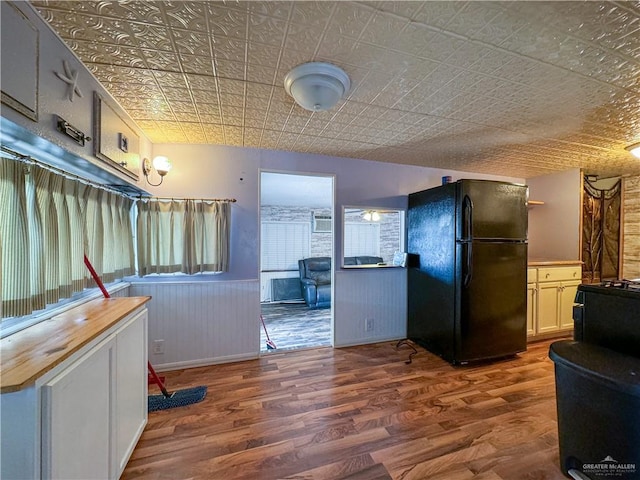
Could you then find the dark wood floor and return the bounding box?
[123,339,568,480]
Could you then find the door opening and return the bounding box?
[259,171,334,352]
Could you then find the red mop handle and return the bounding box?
[147,361,171,397]
[84,254,110,298]
[83,253,172,398]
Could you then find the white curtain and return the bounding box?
[137,198,230,275]
[0,157,135,318]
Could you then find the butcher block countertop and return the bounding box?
[0,296,150,394]
[528,260,583,266]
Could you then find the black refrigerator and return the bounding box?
[407,179,528,364]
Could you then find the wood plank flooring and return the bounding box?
[260,303,331,352]
[123,339,568,480]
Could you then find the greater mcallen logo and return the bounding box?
[582,456,637,477]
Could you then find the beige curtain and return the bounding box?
[137,198,230,275]
[1,157,135,318]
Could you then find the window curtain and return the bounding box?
[582,178,621,283]
[1,157,135,318]
[137,198,230,275]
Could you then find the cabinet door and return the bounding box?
[559,281,581,330]
[526,283,536,336]
[42,337,114,480]
[115,310,148,476]
[537,282,561,333]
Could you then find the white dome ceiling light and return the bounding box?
[284,62,351,112]
[626,142,640,159]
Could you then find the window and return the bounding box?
[0,156,135,321]
[344,223,380,257]
[136,198,230,275]
[260,222,310,271]
[342,207,405,267]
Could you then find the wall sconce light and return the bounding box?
[626,142,640,159]
[142,156,172,186]
[284,62,350,112]
[363,210,380,221]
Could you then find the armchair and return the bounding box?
[298,257,331,308]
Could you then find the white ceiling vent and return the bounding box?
[313,214,331,233]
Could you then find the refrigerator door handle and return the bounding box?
[463,241,473,287]
[463,194,474,241]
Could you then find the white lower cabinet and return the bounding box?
[0,305,147,480]
[527,264,582,338]
[42,309,147,479]
[526,282,537,336]
[42,337,114,480]
[115,313,147,476]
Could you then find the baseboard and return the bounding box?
[151,352,259,372]
[334,335,405,348]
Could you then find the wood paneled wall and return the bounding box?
[623,176,640,279]
[130,280,261,370]
[334,268,407,346]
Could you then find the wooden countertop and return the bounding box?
[0,296,150,393]
[528,260,583,267]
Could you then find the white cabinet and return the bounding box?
[537,281,563,333]
[42,310,147,480]
[42,337,115,480]
[527,264,581,338]
[0,299,148,480]
[115,314,147,476]
[559,281,581,330]
[526,284,536,336]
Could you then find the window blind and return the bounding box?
[261,222,310,271]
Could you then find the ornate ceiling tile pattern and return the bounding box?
[31,0,640,178]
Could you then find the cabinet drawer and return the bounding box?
[527,268,537,283]
[538,266,581,282]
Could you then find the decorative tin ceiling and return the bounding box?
[32,1,640,178]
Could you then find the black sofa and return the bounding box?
[343,255,384,266]
[298,256,384,308]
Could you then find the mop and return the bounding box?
[83,254,207,412]
[260,314,277,349]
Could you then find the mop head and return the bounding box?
[148,385,207,412]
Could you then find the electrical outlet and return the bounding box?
[153,339,165,355]
[365,318,374,332]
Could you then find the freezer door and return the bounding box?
[457,180,528,241]
[455,241,527,362]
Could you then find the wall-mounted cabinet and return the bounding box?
[527,263,582,339]
[0,2,149,195]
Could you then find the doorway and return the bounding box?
[259,171,334,352]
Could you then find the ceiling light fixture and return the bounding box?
[284,62,350,112]
[142,156,172,186]
[626,142,640,159]
[363,210,380,222]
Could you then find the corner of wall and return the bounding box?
[526,169,582,261]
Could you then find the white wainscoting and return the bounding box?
[129,280,260,370]
[334,268,407,347]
